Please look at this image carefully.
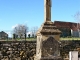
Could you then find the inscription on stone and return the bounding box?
[42,37,59,57]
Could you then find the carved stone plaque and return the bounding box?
[42,37,59,57]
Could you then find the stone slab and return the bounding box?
[34,56,63,60]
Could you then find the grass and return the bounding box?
[1,37,80,41]
[60,37,80,40]
[14,38,37,41]
[0,38,37,41]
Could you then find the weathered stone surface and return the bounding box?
[34,56,63,60]
[42,37,60,57]
[44,0,51,22]
[40,57,63,60]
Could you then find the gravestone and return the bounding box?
[69,51,78,60]
[34,0,62,60]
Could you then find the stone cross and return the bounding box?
[34,0,61,60]
[44,0,51,22]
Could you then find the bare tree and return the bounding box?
[31,26,38,38]
[73,11,80,37]
[74,11,80,29]
[13,24,28,39]
[74,11,80,23]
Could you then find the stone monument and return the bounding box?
[34,0,62,60]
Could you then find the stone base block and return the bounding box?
[34,56,63,60]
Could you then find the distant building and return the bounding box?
[54,21,80,37]
[0,31,8,39]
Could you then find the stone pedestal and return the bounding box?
[34,56,62,60]
[34,0,62,60]
[34,21,62,60]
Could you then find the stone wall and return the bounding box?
[0,41,36,60]
[0,40,80,60]
[60,40,80,59]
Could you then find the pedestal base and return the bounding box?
[34,56,63,60]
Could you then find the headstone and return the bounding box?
[69,51,78,60]
[34,0,62,60]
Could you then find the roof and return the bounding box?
[0,31,8,35]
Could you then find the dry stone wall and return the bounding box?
[0,41,36,60]
[0,40,80,60]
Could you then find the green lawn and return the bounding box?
[15,38,37,41]
[60,37,80,40]
[1,37,80,41]
[14,37,80,41]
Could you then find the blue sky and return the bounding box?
[0,0,80,37]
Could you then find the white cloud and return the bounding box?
[12,24,19,29]
[12,20,28,29]
[6,31,12,37]
[6,32,11,34]
[27,32,32,34]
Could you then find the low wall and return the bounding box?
[0,40,36,60]
[0,40,80,60]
